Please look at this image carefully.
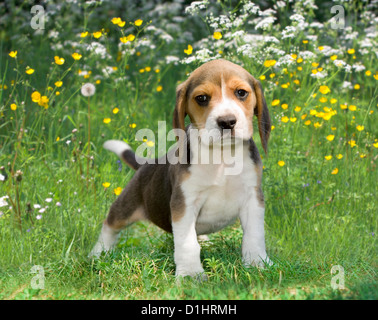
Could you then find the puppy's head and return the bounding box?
[173,59,271,153]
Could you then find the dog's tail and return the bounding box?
[103,140,142,171]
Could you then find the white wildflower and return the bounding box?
[165,55,180,65]
[342,81,353,90]
[310,70,328,79]
[185,0,209,15]
[255,16,276,30]
[352,64,366,72]
[281,26,297,39]
[0,196,9,207]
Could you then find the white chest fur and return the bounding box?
[181,142,259,235]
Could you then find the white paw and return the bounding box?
[243,253,273,269]
[175,265,207,281]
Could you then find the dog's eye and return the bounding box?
[235,89,248,100]
[195,95,210,106]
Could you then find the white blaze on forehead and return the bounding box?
[204,73,251,140]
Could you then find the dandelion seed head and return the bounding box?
[81,83,96,97]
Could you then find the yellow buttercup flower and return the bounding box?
[72,52,82,60]
[10,103,17,111]
[9,50,17,58]
[348,140,357,148]
[319,85,330,94]
[102,182,111,188]
[294,106,301,112]
[114,187,123,195]
[319,97,328,103]
[129,123,137,128]
[38,96,49,109]
[31,91,41,103]
[356,125,364,131]
[290,117,297,122]
[113,107,119,114]
[281,83,289,89]
[25,67,35,75]
[55,81,63,87]
[354,84,360,90]
[330,55,337,61]
[134,19,143,26]
[118,20,126,27]
[278,161,285,167]
[120,34,135,43]
[281,103,288,110]
[348,105,357,111]
[263,60,276,67]
[111,17,122,25]
[336,154,343,159]
[103,118,111,124]
[93,31,102,39]
[326,135,335,141]
[347,48,355,54]
[325,155,333,160]
[213,31,222,40]
[281,116,289,123]
[184,44,193,55]
[156,85,163,92]
[54,56,65,65]
[271,99,280,106]
[330,98,337,104]
[80,31,88,38]
[146,141,155,147]
[365,70,371,76]
[259,75,266,81]
[304,120,311,125]
[331,168,339,175]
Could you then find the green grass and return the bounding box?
[0,0,377,300]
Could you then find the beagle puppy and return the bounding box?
[90,59,272,278]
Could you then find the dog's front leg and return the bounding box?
[239,188,272,268]
[172,207,205,279]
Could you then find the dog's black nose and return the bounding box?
[217,115,237,130]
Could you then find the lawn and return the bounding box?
[0,0,377,300]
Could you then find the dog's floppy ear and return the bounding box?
[172,81,187,133]
[250,77,271,154]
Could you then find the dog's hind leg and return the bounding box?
[89,182,145,257]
